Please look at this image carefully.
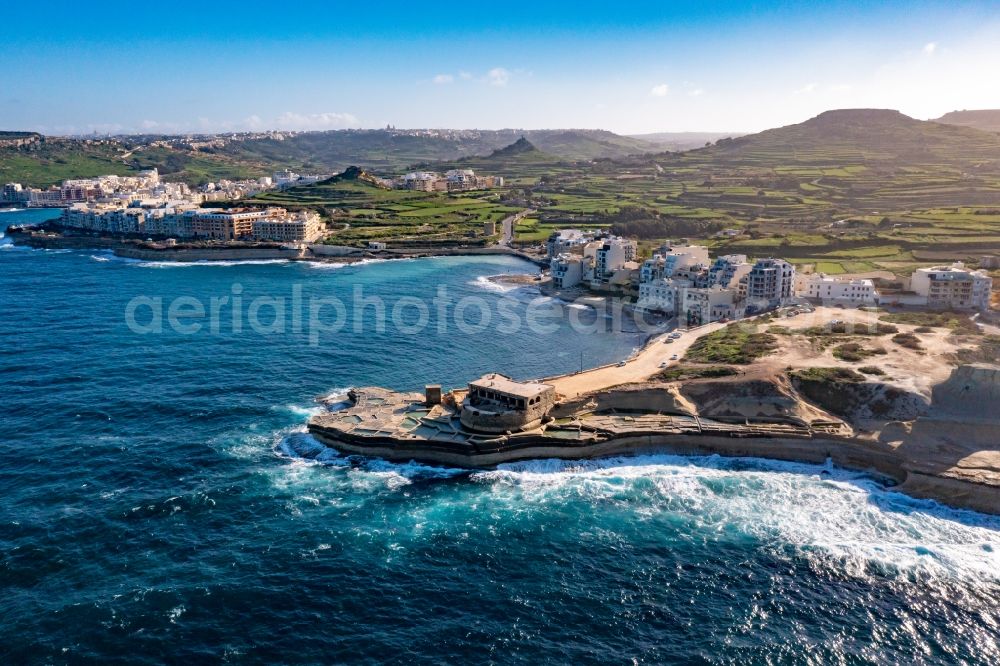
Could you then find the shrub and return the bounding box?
[881,311,980,334]
[791,367,866,383]
[832,342,888,362]
[892,332,923,350]
[660,365,738,381]
[858,366,886,375]
[800,321,898,337]
[684,325,778,364]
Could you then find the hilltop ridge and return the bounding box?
[318,165,387,188]
[685,108,1000,165]
[934,109,1000,133]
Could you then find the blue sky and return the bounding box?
[3,1,999,135]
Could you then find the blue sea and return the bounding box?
[2,208,999,664]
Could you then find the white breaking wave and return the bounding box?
[278,403,324,418]
[471,454,1000,580]
[469,275,524,293]
[234,415,1000,584]
[305,257,393,270]
[132,258,293,268]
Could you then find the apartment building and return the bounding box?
[251,210,323,243]
[745,258,795,309]
[682,286,738,325]
[910,263,993,310]
[639,245,710,283]
[60,205,323,243]
[550,253,585,289]
[707,254,752,288]
[797,274,878,305]
[592,236,637,286]
[546,229,593,259]
[637,278,691,314]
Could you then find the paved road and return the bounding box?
[499,208,535,247]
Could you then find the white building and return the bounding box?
[273,169,301,187]
[910,263,993,311]
[707,254,752,288]
[546,229,593,259]
[637,278,691,314]
[640,245,710,283]
[797,274,878,305]
[591,236,637,287]
[550,253,586,289]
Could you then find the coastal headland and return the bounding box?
[309,306,1000,515]
[6,224,546,265]
[8,221,997,514]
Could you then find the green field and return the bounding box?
[7,109,1000,275]
[252,177,516,245]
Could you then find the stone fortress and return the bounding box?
[460,374,556,433]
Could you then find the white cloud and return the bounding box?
[650,83,670,97]
[432,73,454,84]
[458,70,473,80]
[487,67,511,86]
[688,88,705,97]
[798,82,819,94]
[274,111,361,131]
[923,41,938,55]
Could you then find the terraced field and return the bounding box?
[253,178,519,245]
[235,110,1000,276]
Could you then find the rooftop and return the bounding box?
[468,373,553,399]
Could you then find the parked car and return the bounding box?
[670,354,678,360]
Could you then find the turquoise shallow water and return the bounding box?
[1,209,999,664]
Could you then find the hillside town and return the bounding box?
[0,167,338,208]
[545,228,993,323]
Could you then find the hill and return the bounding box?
[514,108,1000,276]
[482,137,554,161]
[521,130,653,159]
[934,110,1000,134]
[0,128,654,188]
[318,165,387,188]
[210,128,652,172]
[688,109,1000,166]
[629,131,746,151]
[413,137,567,183]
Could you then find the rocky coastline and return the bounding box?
[308,307,1000,516]
[6,224,547,265]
